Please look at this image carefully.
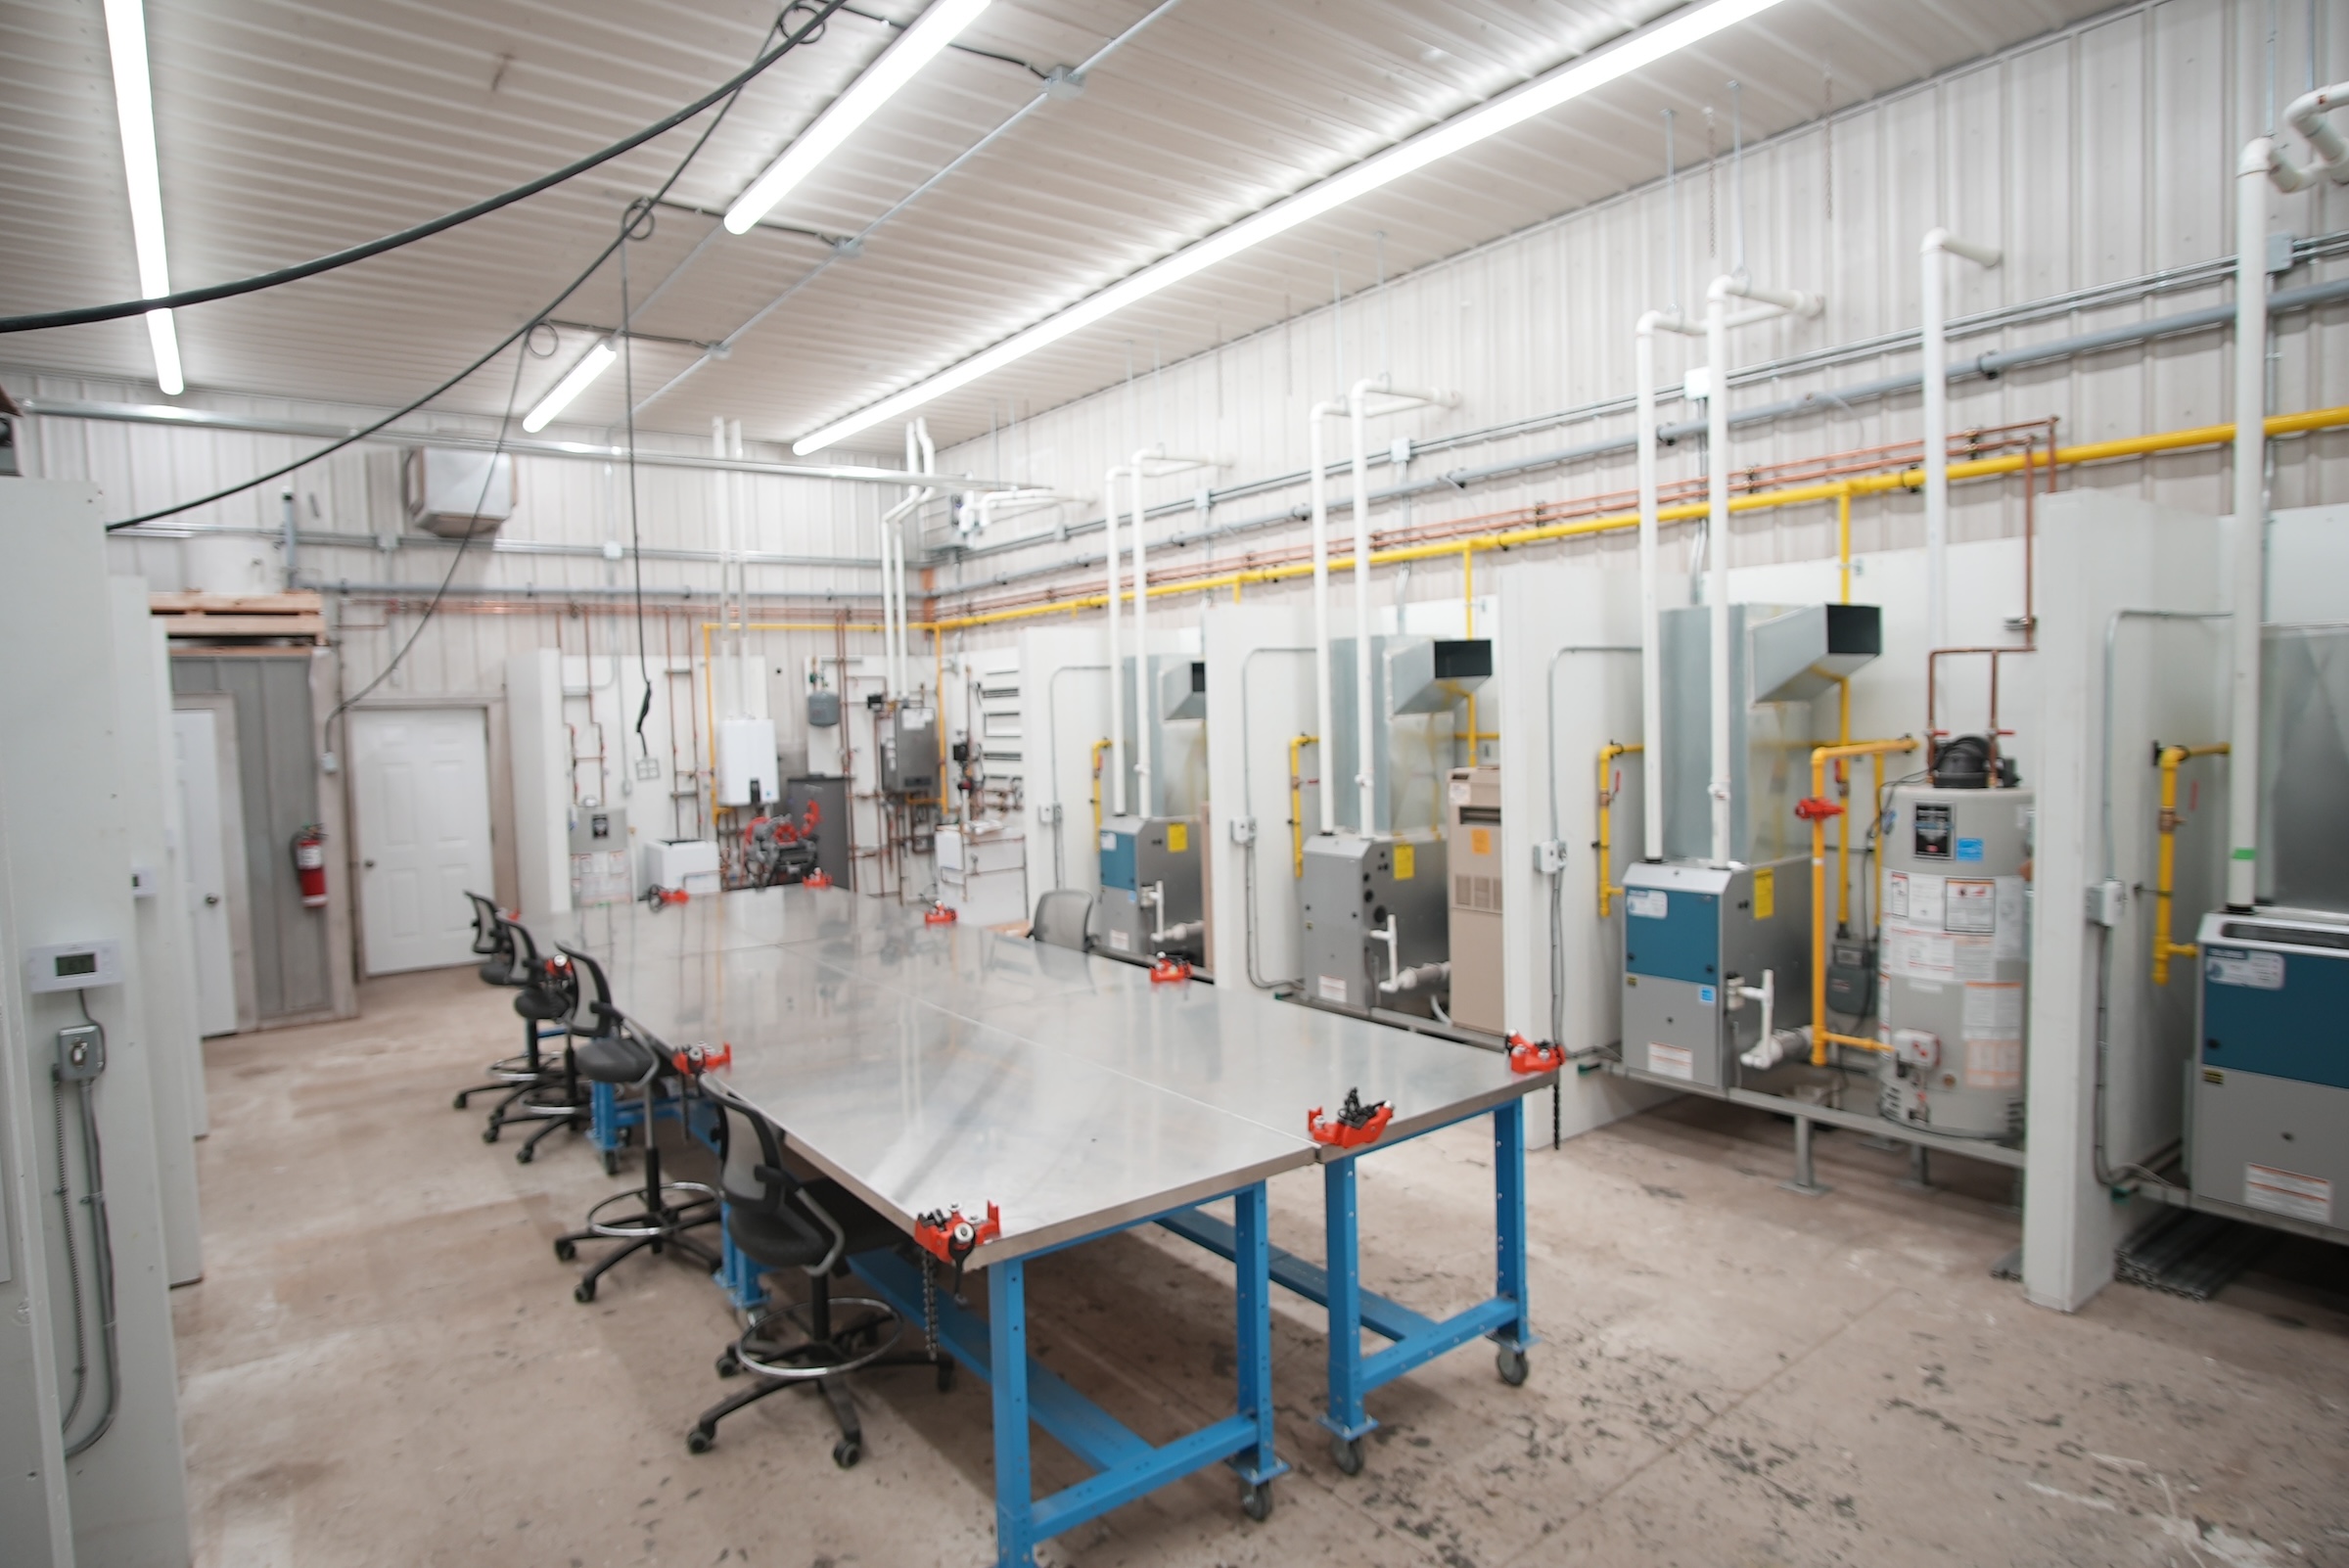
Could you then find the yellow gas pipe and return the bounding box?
[1288,734,1316,878]
[1089,738,1113,836]
[2152,742,2229,985]
[1807,737,1918,1066]
[1595,742,1641,918]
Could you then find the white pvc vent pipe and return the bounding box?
[1920,230,2002,655]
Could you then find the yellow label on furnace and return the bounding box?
[1393,844,1416,880]
[1470,827,1492,857]
[1166,822,1188,853]
[1752,866,1775,920]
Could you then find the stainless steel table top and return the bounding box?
[569,888,1546,1267]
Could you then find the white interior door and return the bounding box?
[350,709,495,975]
[172,709,241,1038]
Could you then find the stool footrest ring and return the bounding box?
[731,1298,904,1381]
[584,1183,718,1238]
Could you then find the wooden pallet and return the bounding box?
[150,590,326,643]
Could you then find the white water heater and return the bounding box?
[716,716,778,807]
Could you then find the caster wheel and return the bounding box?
[832,1439,862,1470]
[715,1349,742,1379]
[1241,1482,1273,1522]
[686,1427,714,1454]
[1330,1434,1364,1476]
[575,1280,596,1304]
[935,1359,957,1393]
[482,1128,499,1144]
[602,1151,621,1177]
[553,1239,576,1262]
[1496,1346,1530,1387]
[516,1145,535,1166]
[453,1091,471,1110]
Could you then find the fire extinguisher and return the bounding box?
[292,824,329,909]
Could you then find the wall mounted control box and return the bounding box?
[23,939,123,993]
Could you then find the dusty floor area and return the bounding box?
[173,968,2349,1567]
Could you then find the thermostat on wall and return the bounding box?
[24,940,123,993]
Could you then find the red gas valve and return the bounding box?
[924,902,958,926]
[804,868,832,889]
[1150,955,1193,984]
[1794,797,1845,822]
[643,885,690,908]
[914,1201,1001,1286]
[1307,1088,1394,1149]
[668,1041,732,1077]
[1505,1034,1566,1074]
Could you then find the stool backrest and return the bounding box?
[706,1084,835,1261]
[554,944,622,1038]
[1031,889,1092,951]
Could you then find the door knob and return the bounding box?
[204,894,220,905]
[364,858,377,869]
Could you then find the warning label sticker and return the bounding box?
[2245,1163,2332,1224]
[1966,1039,2023,1088]
[1994,876,2027,960]
[1108,929,1132,952]
[1886,931,1954,981]
[1646,1042,1695,1082]
[1962,981,2023,1040]
[1953,936,1997,983]
[1166,821,1188,853]
[1316,974,1349,1004]
[1627,888,1668,920]
[2205,947,2285,990]
[1946,879,1997,934]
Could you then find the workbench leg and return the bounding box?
[1230,1182,1280,1492]
[716,1212,766,1312]
[1493,1097,1533,1374]
[990,1259,1037,1568]
[1319,1157,1374,1460]
[591,1080,620,1153]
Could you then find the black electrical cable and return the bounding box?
[0,1,850,337]
[101,3,823,534]
[314,6,806,712]
[620,201,655,761]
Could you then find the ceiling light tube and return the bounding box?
[523,341,618,433]
[794,0,1783,453]
[102,0,184,393]
[724,0,992,235]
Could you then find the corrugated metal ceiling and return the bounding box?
[1,0,2110,453]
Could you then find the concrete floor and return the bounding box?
[174,967,2349,1568]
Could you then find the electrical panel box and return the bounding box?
[1090,815,1204,962]
[1445,766,1504,1036]
[1619,857,1810,1089]
[1299,831,1450,1019]
[2191,906,2349,1239]
[569,804,630,907]
[23,939,124,993]
[716,716,778,807]
[885,705,938,795]
[1874,785,2032,1141]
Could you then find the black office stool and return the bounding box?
[686,1086,949,1468]
[453,894,587,1156]
[551,955,721,1301]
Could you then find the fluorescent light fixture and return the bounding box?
[724,0,991,235]
[795,0,1783,453]
[101,0,184,394]
[523,341,618,433]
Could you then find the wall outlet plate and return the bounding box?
[24,940,122,993]
[1229,817,1258,846]
[1532,841,1566,875]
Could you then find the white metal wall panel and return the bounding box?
[932,0,2347,636]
